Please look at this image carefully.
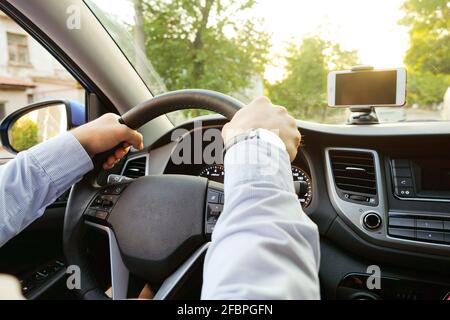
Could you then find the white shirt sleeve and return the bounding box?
[0,132,93,247]
[201,133,321,299]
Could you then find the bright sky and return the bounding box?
[254,0,410,82]
[89,0,410,83]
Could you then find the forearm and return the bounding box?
[0,132,93,246]
[202,138,320,299]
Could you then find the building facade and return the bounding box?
[0,12,84,121]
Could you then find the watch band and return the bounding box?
[223,128,286,155]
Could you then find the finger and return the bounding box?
[252,96,271,105]
[276,105,288,114]
[114,147,130,160]
[121,128,144,150]
[102,154,119,170]
[107,155,117,166]
[103,162,113,170]
[286,141,299,162]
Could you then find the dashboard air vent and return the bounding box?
[123,156,147,178]
[329,150,377,195]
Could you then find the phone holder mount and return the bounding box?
[346,65,379,125]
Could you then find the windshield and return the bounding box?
[85,0,449,124]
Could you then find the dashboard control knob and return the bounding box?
[363,212,382,230]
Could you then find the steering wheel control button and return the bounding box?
[85,209,97,217]
[208,203,223,214]
[205,189,224,236]
[207,190,220,203]
[93,198,102,207]
[85,189,124,222]
[101,183,128,195]
[95,210,109,220]
[363,212,382,230]
[89,194,119,211]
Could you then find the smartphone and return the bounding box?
[327,68,407,107]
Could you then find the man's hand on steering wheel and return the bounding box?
[71,113,144,170]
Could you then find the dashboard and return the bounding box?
[122,116,450,300]
[196,164,312,208]
[164,133,313,208]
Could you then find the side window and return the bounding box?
[0,11,85,158]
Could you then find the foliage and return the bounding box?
[139,0,270,98]
[11,117,38,152]
[408,72,450,107]
[267,37,358,121]
[400,0,450,106]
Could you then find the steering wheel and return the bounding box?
[64,89,243,299]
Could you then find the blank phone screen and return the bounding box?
[335,70,397,105]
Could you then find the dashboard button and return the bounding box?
[389,217,415,228]
[392,159,410,168]
[444,221,450,231]
[349,194,368,202]
[389,228,415,239]
[394,177,413,187]
[395,187,415,197]
[444,233,450,244]
[392,167,412,177]
[416,230,444,242]
[207,190,220,204]
[416,219,443,230]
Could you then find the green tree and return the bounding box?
[267,37,358,121]
[11,118,38,152]
[400,0,450,106]
[139,0,270,106]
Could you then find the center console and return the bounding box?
[325,148,450,255]
[390,158,450,201]
[388,157,450,246]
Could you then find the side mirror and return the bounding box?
[0,100,85,154]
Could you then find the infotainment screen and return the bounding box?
[391,158,450,200]
[416,159,450,193]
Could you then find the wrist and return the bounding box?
[224,128,286,154]
[71,129,94,157]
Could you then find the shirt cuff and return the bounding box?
[224,135,294,193]
[28,132,94,194]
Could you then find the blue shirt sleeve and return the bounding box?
[201,135,321,299]
[0,132,93,247]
